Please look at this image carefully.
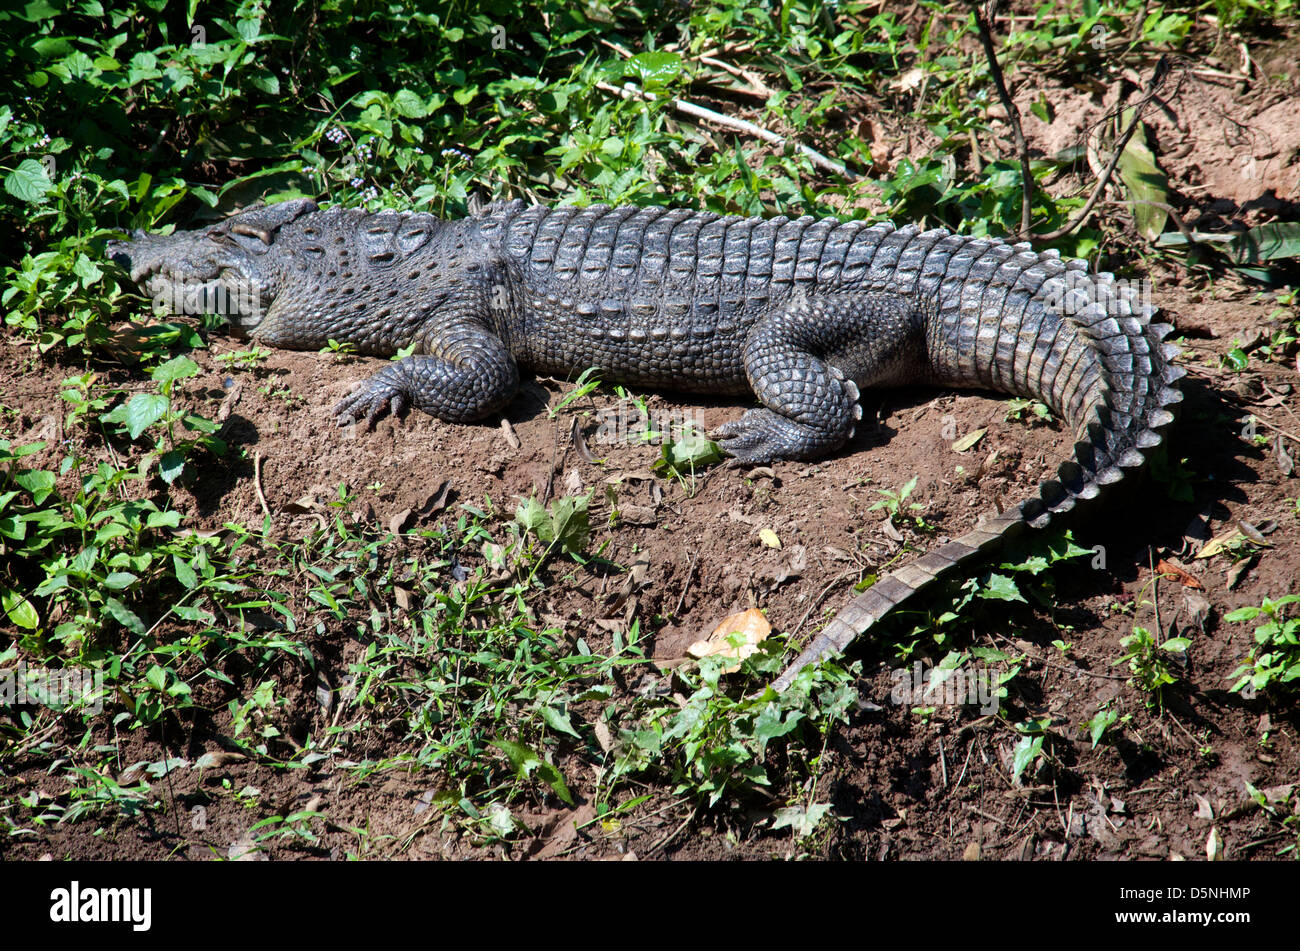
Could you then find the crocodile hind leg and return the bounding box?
[715,291,923,463]
[333,321,520,426]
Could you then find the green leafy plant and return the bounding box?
[1114,625,1189,707]
[100,355,225,484]
[514,492,593,562]
[869,475,928,529]
[1004,397,1052,425]
[1226,594,1300,698]
[652,427,724,490]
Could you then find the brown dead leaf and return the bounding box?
[685,608,771,672]
[534,803,597,860]
[1226,554,1257,590]
[563,467,584,496]
[1193,793,1215,821]
[1156,558,1204,590]
[572,421,595,463]
[394,586,413,611]
[420,480,452,515]
[891,66,925,92]
[216,379,244,424]
[388,508,413,534]
[1276,435,1294,476]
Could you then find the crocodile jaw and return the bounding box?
[107,228,279,333]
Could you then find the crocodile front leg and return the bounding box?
[715,292,922,463]
[333,321,520,426]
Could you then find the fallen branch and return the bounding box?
[1034,58,1171,241]
[596,80,858,180]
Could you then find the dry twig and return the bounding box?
[596,80,857,180]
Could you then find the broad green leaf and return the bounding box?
[5,159,53,203]
[392,88,428,118]
[979,572,1026,603]
[1011,734,1043,783]
[104,596,146,634]
[13,469,56,504]
[151,355,200,388]
[1117,111,1168,242]
[103,393,169,440]
[625,50,681,92]
[159,450,186,484]
[491,738,574,805]
[1086,708,1118,748]
[2,587,39,629]
[1228,222,1300,265]
[539,705,580,738]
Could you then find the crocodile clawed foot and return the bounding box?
[712,409,787,465]
[333,380,410,428]
[714,407,851,465]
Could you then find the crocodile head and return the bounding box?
[107,198,319,334]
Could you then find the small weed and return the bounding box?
[1114,626,1189,707]
[217,346,271,371]
[1082,706,1120,748]
[514,492,592,562]
[550,367,603,418]
[1004,397,1053,425]
[652,426,724,493]
[1226,594,1300,699]
[607,643,857,807]
[1243,782,1299,859]
[1010,717,1057,784]
[320,339,357,361]
[870,475,930,530]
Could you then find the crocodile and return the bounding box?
[107,198,1183,691]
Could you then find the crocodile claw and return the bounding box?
[333,381,409,428]
[713,407,851,464]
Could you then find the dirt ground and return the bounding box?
[3,16,1299,861]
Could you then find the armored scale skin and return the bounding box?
[108,198,1184,690]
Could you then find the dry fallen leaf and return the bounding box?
[499,417,520,449]
[1155,558,1204,590]
[951,428,987,453]
[685,608,771,673]
[388,508,413,534]
[1206,826,1224,861]
[1194,526,1248,560]
[881,516,904,543]
[891,66,925,91]
[1190,789,1211,821]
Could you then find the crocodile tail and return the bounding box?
[772,239,1184,692]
